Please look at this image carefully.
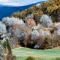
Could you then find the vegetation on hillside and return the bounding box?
[12,0,60,22]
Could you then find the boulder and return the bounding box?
[33,28,52,49]
[54,23,60,36]
[11,24,32,47]
[40,14,53,28]
[31,29,39,40]
[0,22,6,35]
[26,14,34,19]
[2,17,25,26]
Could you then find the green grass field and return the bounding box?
[12,47,60,60]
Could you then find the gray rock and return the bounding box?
[26,14,34,19]
[31,30,39,40]
[54,23,60,36]
[34,44,40,49]
[2,17,25,26]
[40,14,53,28]
[0,22,6,34]
[13,29,25,41]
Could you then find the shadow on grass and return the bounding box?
[26,57,35,60]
